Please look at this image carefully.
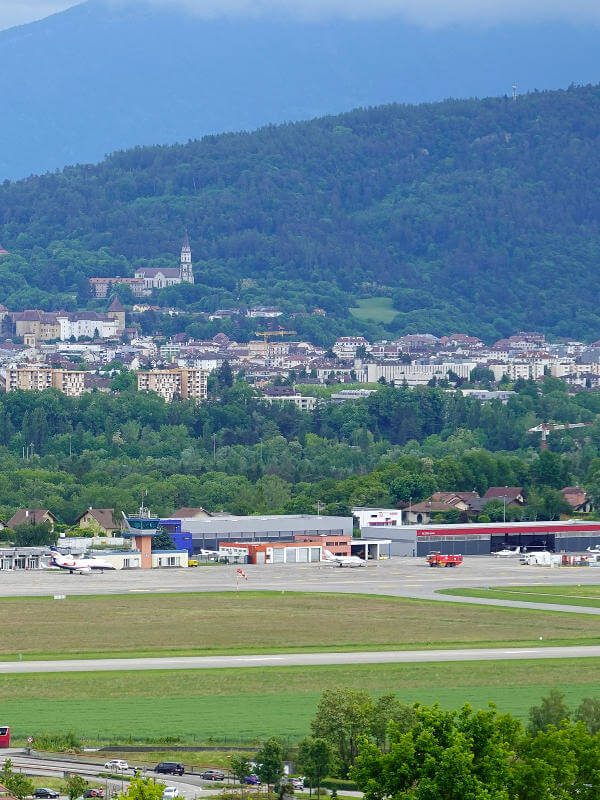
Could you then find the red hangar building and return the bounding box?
[366,519,600,557]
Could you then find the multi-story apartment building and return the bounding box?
[6,366,86,396]
[137,368,208,402]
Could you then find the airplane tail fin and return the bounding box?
[323,549,335,560]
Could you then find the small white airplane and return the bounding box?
[48,547,116,574]
[199,549,220,558]
[323,549,367,568]
[586,544,600,553]
[493,546,522,558]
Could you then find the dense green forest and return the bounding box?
[1,376,600,526]
[1,84,600,341]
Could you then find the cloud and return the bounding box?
[0,1,78,30]
[132,0,600,25]
[3,0,600,31]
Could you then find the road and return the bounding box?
[3,752,207,799]
[2,645,600,673]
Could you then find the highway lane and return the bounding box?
[2,645,600,673]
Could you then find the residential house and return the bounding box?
[7,509,58,530]
[559,487,593,513]
[74,508,123,536]
[482,487,527,506]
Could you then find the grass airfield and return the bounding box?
[4,586,600,743]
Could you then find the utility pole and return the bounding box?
[512,81,517,102]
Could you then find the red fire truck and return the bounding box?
[426,552,463,568]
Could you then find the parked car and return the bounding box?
[34,789,60,798]
[200,770,225,781]
[154,762,185,776]
[244,775,261,786]
[104,760,129,771]
[291,778,305,790]
[83,789,104,798]
[162,788,180,800]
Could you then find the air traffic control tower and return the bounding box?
[122,502,162,569]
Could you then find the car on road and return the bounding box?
[200,770,225,781]
[244,775,261,785]
[83,790,104,798]
[104,760,129,771]
[162,788,180,800]
[155,762,185,776]
[34,789,60,798]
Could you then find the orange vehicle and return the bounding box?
[426,552,463,567]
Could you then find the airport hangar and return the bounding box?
[366,519,600,556]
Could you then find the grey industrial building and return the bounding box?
[162,513,354,555]
[365,519,600,557]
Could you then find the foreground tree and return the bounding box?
[256,737,284,791]
[528,689,571,735]
[351,703,520,800]
[311,688,373,774]
[66,775,88,800]
[297,737,332,796]
[0,760,34,800]
[116,777,165,800]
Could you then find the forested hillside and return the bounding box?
[0,376,599,524]
[2,83,600,340]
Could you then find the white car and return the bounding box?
[292,778,305,790]
[105,760,129,771]
[162,788,180,800]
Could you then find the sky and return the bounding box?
[2,0,600,31]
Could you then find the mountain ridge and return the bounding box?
[1,0,600,179]
[1,83,600,342]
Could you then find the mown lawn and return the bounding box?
[349,297,397,323]
[5,591,600,659]
[6,659,600,743]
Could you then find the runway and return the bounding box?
[2,645,600,673]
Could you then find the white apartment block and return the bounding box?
[6,366,85,396]
[488,361,546,381]
[137,368,208,402]
[360,362,476,386]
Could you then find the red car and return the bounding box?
[84,790,104,798]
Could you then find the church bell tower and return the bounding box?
[180,233,194,284]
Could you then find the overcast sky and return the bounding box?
[2,0,600,31]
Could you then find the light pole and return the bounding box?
[213,433,217,464]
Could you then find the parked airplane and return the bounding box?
[493,546,522,558]
[48,547,116,573]
[323,549,367,568]
[586,544,600,553]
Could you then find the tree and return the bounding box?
[528,689,571,735]
[311,689,373,774]
[574,696,600,734]
[352,703,520,800]
[217,360,234,388]
[230,755,251,791]
[116,777,166,800]
[151,529,176,550]
[66,775,88,800]
[0,760,34,800]
[256,737,284,791]
[13,521,57,547]
[369,694,416,751]
[297,737,332,797]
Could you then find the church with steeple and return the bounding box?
[133,236,194,293]
[179,233,194,284]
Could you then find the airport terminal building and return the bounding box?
[366,519,600,557]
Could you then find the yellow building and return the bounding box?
[137,368,208,402]
[6,366,85,396]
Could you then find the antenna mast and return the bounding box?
[512,81,518,102]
